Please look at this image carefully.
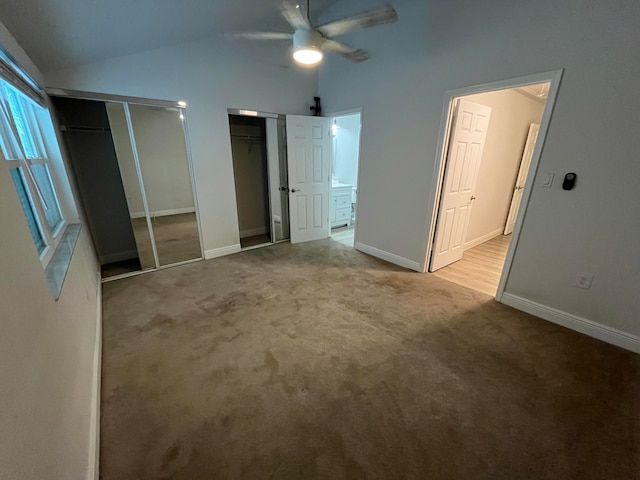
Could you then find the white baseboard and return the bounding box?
[131,207,195,219]
[87,283,102,480]
[100,249,138,265]
[501,293,640,354]
[204,244,242,260]
[464,228,504,251]
[240,226,267,238]
[355,242,421,272]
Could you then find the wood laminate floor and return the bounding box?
[331,225,355,247]
[432,234,511,296]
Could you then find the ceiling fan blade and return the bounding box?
[317,4,398,38]
[323,39,369,63]
[280,1,311,30]
[226,32,293,41]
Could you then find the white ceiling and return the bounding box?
[516,82,550,102]
[0,0,337,72]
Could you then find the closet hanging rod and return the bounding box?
[231,134,265,140]
[60,125,111,133]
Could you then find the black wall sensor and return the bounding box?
[562,172,577,190]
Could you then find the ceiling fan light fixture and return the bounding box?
[292,29,324,66]
[293,47,323,65]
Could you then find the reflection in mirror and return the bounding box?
[105,103,156,270]
[127,104,202,266]
[266,117,290,242]
[52,96,148,278]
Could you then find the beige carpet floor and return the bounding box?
[101,238,640,479]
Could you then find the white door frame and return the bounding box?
[328,107,364,244]
[422,69,564,301]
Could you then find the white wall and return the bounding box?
[46,38,318,255]
[319,0,640,339]
[332,112,361,188]
[0,19,100,480]
[463,89,545,244]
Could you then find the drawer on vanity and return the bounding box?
[335,208,351,222]
[334,195,352,209]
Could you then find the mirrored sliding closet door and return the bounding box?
[51,93,203,279]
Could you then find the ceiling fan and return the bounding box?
[227,0,398,66]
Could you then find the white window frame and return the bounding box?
[1,82,67,267]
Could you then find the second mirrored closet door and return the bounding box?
[52,94,203,280]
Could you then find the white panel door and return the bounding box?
[430,98,492,272]
[286,115,330,243]
[504,123,539,235]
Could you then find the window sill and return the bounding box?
[45,223,81,300]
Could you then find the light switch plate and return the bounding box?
[540,173,554,188]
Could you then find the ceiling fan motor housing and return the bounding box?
[293,29,324,51]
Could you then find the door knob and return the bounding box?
[470,195,477,201]
[290,188,300,193]
[515,186,524,191]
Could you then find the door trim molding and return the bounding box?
[502,293,640,354]
[355,241,421,271]
[421,69,564,301]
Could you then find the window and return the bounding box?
[0,78,66,266]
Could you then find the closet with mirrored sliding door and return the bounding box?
[228,110,290,250]
[50,91,203,280]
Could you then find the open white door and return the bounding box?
[504,123,539,235]
[430,98,492,272]
[286,115,330,243]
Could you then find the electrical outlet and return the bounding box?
[574,272,594,290]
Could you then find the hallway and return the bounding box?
[432,235,510,296]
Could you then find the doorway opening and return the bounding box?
[228,112,290,250]
[329,110,362,248]
[426,71,562,298]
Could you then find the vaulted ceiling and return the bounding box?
[0,0,337,72]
